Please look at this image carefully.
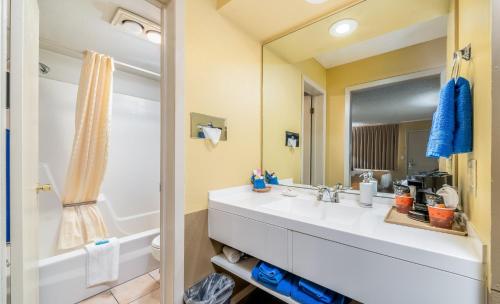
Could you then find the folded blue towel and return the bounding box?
[251,263,293,296]
[427,79,456,158]
[291,278,351,304]
[453,77,472,153]
[298,279,334,303]
[256,261,286,285]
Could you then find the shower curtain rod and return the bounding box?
[39,40,161,80]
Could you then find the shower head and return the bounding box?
[39,62,50,75]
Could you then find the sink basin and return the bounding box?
[260,197,364,226]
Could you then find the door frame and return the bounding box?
[160,0,185,303]
[490,0,500,299]
[0,0,7,302]
[343,66,445,187]
[301,76,326,185]
[9,0,186,303]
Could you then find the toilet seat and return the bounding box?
[151,235,160,261]
[152,235,160,249]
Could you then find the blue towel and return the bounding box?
[453,77,472,153]
[291,278,351,304]
[251,263,293,296]
[256,261,286,285]
[427,79,456,158]
[298,279,334,303]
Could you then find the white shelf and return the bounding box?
[211,254,299,304]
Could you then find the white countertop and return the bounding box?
[208,185,483,281]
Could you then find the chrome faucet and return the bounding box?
[317,183,347,203]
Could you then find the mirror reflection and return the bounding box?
[262,0,451,193]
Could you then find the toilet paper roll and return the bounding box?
[222,246,243,264]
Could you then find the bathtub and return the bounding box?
[39,228,160,304]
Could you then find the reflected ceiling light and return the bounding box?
[121,20,144,35]
[329,19,358,37]
[146,30,161,44]
[305,0,328,3]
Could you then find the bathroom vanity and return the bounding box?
[208,185,484,304]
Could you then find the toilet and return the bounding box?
[151,235,160,261]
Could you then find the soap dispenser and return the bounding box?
[368,171,378,195]
[359,172,373,207]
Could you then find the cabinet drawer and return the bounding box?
[208,208,289,270]
[292,232,483,304]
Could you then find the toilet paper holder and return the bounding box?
[190,112,227,141]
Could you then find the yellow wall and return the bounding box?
[453,0,492,281]
[262,48,302,182]
[325,38,446,186]
[262,48,326,182]
[185,0,262,214]
[294,58,327,89]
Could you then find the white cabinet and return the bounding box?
[208,208,289,270]
[291,231,483,304]
[208,207,483,304]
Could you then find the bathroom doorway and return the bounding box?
[7,0,185,303]
[302,78,325,186]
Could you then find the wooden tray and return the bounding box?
[384,206,467,236]
[252,186,271,193]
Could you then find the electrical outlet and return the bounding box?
[468,159,477,197]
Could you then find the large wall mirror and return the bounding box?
[262,0,453,192]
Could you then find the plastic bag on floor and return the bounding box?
[184,273,235,304]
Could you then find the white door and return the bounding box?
[311,95,324,186]
[407,130,439,175]
[302,95,312,185]
[10,0,40,303]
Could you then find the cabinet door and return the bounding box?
[292,232,483,304]
[209,209,289,270]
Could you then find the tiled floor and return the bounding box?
[80,269,160,304]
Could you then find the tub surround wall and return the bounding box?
[38,51,160,258]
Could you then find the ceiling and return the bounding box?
[351,75,441,125]
[264,0,450,68]
[217,0,363,42]
[39,0,161,74]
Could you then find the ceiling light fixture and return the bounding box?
[121,20,144,35]
[146,30,161,44]
[305,0,328,4]
[111,8,161,45]
[329,19,358,37]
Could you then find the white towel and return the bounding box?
[85,237,120,287]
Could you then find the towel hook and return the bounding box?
[451,44,471,81]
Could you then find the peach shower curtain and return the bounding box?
[58,51,114,250]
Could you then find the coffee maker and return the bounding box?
[406,171,453,222]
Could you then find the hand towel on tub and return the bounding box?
[291,278,351,304]
[251,261,293,296]
[427,79,456,158]
[85,237,120,287]
[453,77,472,153]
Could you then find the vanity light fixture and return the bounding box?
[305,0,328,4]
[146,30,161,44]
[329,19,358,37]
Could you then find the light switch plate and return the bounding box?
[468,159,477,197]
